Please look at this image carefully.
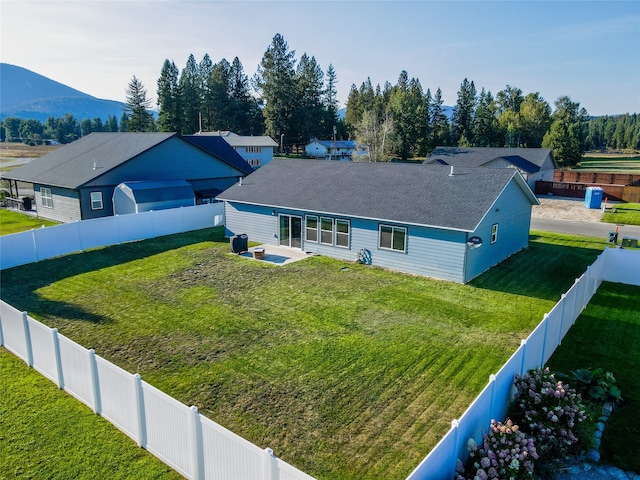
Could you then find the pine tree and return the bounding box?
[296,53,326,142]
[473,88,500,147]
[497,85,524,147]
[179,54,201,135]
[124,76,153,132]
[429,88,450,147]
[452,78,477,145]
[157,60,181,132]
[520,93,552,147]
[254,33,298,148]
[228,57,263,135]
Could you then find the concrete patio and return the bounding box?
[234,244,314,266]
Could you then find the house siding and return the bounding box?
[79,186,115,220]
[35,184,82,222]
[464,179,533,282]
[224,201,469,282]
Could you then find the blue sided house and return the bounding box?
[4,132,252,222]
[217,159,539,283]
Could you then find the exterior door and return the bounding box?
[279,215,302,248]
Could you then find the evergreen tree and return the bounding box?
[206,58,231,131]
[452,78,477,145]
[324,64,339,119]
[119,112,129,132]
[179,54,201,134]
[157,59,181,132]
[105,115,119,132]
[296,53,326,142]
[429,88,450,147]
[254,33,298,149]
[387,71,426,159]
[542,96,588,166]
[473,88,500,147]
[91,118,105,132]
[228,57,263,135]
[80,118,93,136]
[124,75,153,132]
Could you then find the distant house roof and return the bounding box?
[425,147,555,173]
[182,134,253,174]
[196,131,278,148]
[218,159,538,232]
[4,132,253,189]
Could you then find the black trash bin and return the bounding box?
[230,234,248,253]
[608,232,618,244]
[22,197,32,211]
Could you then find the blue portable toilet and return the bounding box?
[584,186,604,209]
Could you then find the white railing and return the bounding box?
[0,203,225,270]
[0,300,313,480]
[408,247,640,480]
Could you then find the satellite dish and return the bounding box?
[467,236,483,249]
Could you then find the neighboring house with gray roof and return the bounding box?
[4,132,252,222]
[425,147,557,189]
[217,159,539,283]
[195,131,279,168]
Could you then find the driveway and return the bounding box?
[531,217,640,240]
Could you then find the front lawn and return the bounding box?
[0,209,59,235]
[603,202,640,226]
[547,282,640,472]
[0,228,611,479]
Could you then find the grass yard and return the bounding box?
[0,209,59,235]
[0,228,612,479]
[578,155,640,173]
[603,202,640,226]
[547,282,640,472]
[0,349,183,479]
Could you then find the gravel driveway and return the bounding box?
[532,197,605,223]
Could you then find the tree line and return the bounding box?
[2,33,638,166]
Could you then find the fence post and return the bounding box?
[519,339,527,376]
[557,294,566,346]
[540,314,549,367]
[22,312,33,367]
[0,311,4,346]
[489,374,497,420]
[190,406,204,480]
[450,419,460,477]
[134,373,147,448]
[52,328,64,389]
[76,220,84,252]
[263,447,277,480]
[89,349,101,415]
[31,229,39,262]
[571,278,580,326]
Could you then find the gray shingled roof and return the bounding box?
[425,147,554,173]
[4,132,176,189]
[218,159,538,232]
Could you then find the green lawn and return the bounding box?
[0,209,59,235]
[578,156,640,172]
[0,349,183,480]
[0,228,612,479]
[547,282,640,472]
[603,202,640,226]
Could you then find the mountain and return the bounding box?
[0,63,126,123]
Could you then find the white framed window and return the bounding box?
[335,219,350,248]
[491,224,499,244]
[41,187,53,208]
[306,215,318,243]
[320,217,333,245]
[90,192,103,210]
[379,225,406,252]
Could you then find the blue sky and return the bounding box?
[2,1,639,116]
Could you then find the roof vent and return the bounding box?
[449,165,454,176]
[239,176,243,186]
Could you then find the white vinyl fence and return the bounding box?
[0,203,225,270]
[407,247,640,480]
[0,300,314,480]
